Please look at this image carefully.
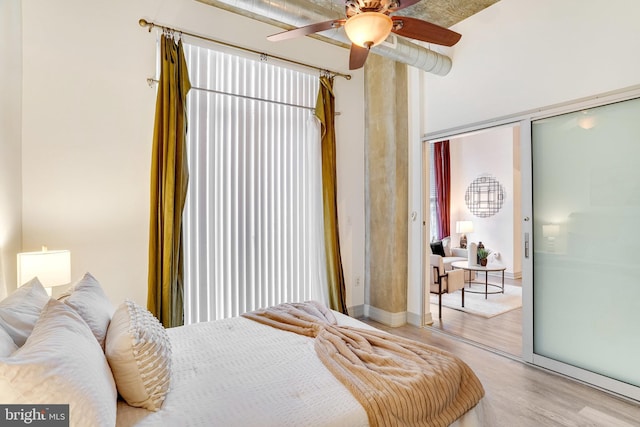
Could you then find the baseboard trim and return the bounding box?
[348,304,365,319]
[487,271,522,280]
[364,305,407,327]
[406,311,428,327]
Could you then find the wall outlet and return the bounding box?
[355,276,361,287]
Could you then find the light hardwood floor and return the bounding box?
[429,276,523,357]
[360,317,640,426]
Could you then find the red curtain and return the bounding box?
[434,140,451,240]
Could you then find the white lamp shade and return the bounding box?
[344,12,393,48]
[542,224,560,238]
[456,220,474,234]
[17,249,71,288]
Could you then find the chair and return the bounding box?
[430,255,465,319]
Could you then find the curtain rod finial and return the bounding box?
[139,18,153,32]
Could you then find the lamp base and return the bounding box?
[460,235,467,249]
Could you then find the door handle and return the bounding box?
[524,232,530,259]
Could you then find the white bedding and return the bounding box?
[116,312,490,427]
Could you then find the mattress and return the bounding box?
[116,312,490,426]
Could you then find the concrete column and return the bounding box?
[364,54,409,323]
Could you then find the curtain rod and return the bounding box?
[146,77,318,112]
[139,19,351,81]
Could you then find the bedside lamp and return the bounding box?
[455,221,474,249]
[17,246,71,295]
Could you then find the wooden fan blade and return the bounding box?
[267,20,344,42]
[349,44,369,70]
[389,0,422,12]
[391,17,461,46]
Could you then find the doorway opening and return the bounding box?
[424,123,523,358]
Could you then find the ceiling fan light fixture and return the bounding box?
[344,12,393,48]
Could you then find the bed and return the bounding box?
[0,273,492,427]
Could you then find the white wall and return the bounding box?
[405,68,426,324]
[20,0,365,309]
[406,0,640,324]
[0,0,23,299]
[449,126,521,277]
[423,0,640,133]
[410,0,640,308]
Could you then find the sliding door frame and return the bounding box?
[523,92,640,402]
[520,119,534,362]
[423,84,640,402]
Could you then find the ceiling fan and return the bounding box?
[267,0,462,70]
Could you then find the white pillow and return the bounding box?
[0,277,49,347]
[61,272,115,350]
[0,326,17,357]
[106,300,171,411]
[442,236,452,257]
[0,299,117,427]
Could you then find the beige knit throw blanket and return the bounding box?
[242,301,485,427]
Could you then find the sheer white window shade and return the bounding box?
[182,42,326,323]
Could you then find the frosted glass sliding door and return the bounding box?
[532,97,640,395]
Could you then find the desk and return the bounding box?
[450,261,506,306]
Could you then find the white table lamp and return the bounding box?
[542,224,560,239]
[455,221,474,249]
[542,224,560,252]
[17,246,71,295]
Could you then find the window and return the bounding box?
[182,41,326,323]
[428,143,438,242]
